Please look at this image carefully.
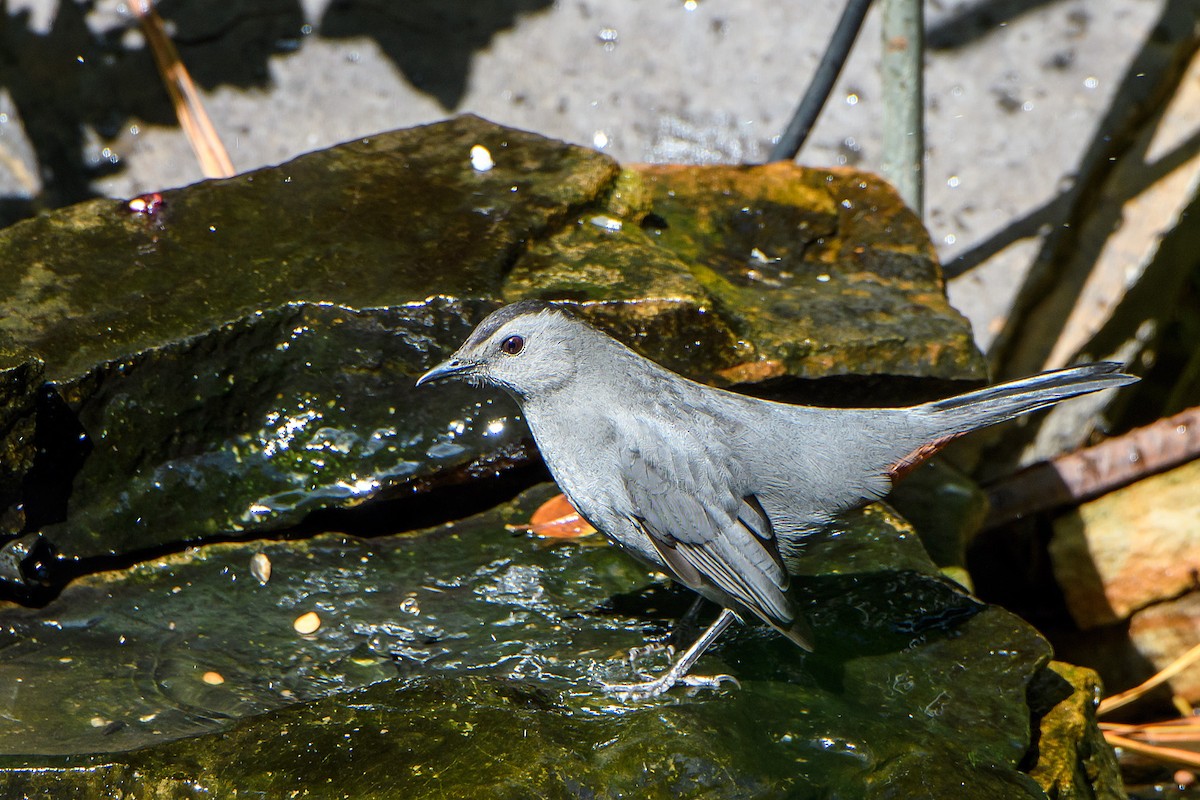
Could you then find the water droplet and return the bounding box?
[946,175,960,188]
[589,215,623,232]
[470,144,494,172]
[597,27,618,50]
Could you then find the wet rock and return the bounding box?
[44,299,533,560]
[0,484,1115,797]
[1048,459,1200,630]
[0,118,618,378]
[0,115,983,583]
[0,676,1050,799]
[1,115,617,577]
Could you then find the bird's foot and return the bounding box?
[601,671,740,702]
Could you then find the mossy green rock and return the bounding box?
[0,115,983,579]
[1027,662,1127,800]
[630,163,980,384]
[0,485,1118,798]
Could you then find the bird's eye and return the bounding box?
[500,335,524,355]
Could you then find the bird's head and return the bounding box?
[416,300,587,399]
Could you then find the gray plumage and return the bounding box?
[418,300,1136,654]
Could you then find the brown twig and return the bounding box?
[1101,721,1200,743]
[984,406,1200,528]
[1103,732,1200,770]
[129,0,235,178]
[1103,716,1200,732]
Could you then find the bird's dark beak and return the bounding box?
[416,357,474,387]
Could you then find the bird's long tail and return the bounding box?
[916,362,1137,437]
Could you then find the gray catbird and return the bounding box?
[417,300,1136,698]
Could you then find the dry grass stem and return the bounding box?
[1103,732,1200,769]
[129,0,235,178]
[1102,720,1200,743]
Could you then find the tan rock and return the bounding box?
[1049,458,1200,629]
[1127,590,1200,702]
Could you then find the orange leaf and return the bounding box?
[508,494,597,539]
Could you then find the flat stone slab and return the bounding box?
[0,484,1080,798]
[1049,458,1200,629]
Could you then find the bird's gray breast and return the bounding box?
[520,377,748,568]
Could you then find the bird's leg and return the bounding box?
[673,594,710,641]
[604,608,741,700]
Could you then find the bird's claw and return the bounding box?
[601,672,740,701]
[678,672,740,692]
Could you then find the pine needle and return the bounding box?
[1103,732,1200,770]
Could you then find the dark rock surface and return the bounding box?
[0,483,1091,798]
[0,359,41,536]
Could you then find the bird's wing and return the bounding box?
[619,420,795,630]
